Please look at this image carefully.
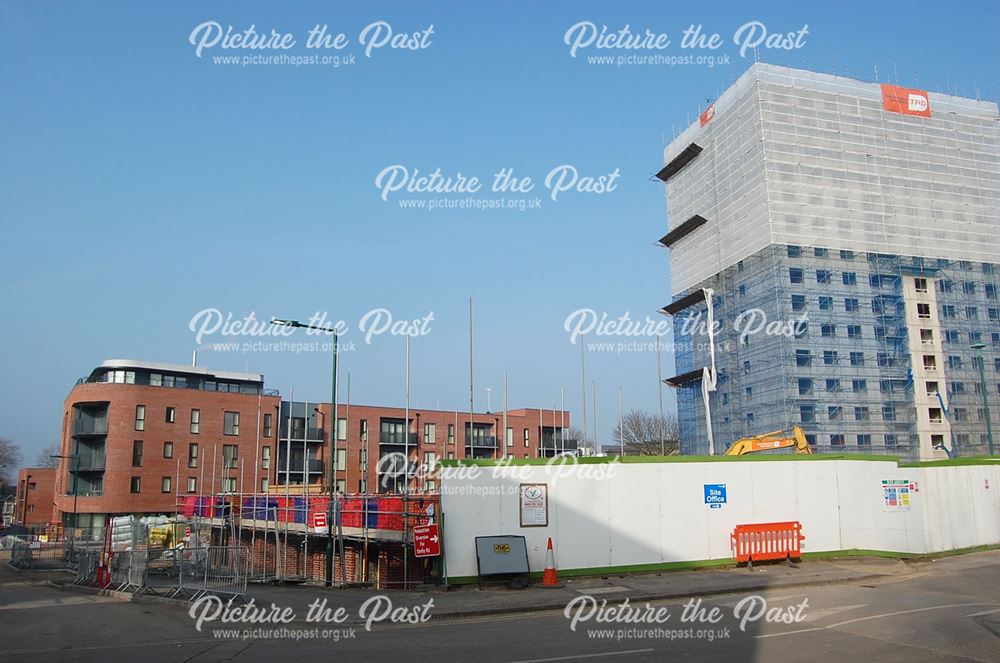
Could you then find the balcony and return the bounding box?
[279,459,324,473]
[72,420,108,436]
[465,435,498,449]
[71,455,106,472]
[380,433,418,446]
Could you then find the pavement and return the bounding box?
[3,550,1000,661]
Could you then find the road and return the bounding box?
[2,551,999,662]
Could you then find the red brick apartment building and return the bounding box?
[14,468,56,531]
[54,359,572,529]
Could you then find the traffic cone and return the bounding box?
[540,537,562,588]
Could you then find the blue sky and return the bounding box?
[1,1,998,463]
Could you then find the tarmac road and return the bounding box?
[2,550,999,662]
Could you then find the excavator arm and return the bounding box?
[723,426,814,456]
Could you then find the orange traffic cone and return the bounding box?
[540,537,562,588]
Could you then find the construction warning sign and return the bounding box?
[880,84,932,118]
[882,479,912,511]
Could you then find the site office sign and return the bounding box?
[881,84,931,118]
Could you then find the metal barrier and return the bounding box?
[203,547,249,599]
[731,521,805,566]
[108,550,147,593]
[9,539,66,569]
[74,550,100,585]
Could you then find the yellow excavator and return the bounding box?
[723,426,814,456]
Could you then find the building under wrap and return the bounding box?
[658,63,1000,461]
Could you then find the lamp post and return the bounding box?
[970,343,995,456]
[271,318,339,586]
[51,454,79,543]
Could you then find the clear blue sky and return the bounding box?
[1,1,998,464]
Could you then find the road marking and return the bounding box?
[577,586,630,595]
[965,608,1000,617]
[507,648,656,663]
[0,596,116,611]
[799,604,868,622]
[755,602,1000,639]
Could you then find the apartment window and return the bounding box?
[821,323,836,337]
[746,412,754,425]
[224,411,240,436]
[261,446,270,469]
[132,440,143,467]
[263,413,272,438]
[738,284,746,297]
[745,386,753,398]
[337,418,348,441]
[423,451,436,472]
[424,423,436,444]
[190,409,200,434]
[852,379,867,393]
[447,452,455,460]
[925,382,939,396]
[791,294,806,311]
[165,407,175,423]
[987,284,997,300]
[828,406,842,420]
[161,477,172,493]
[187,477,197,493]
[850,352,865,367]
[819,296,833,310]
[260,478,269,492]
[840,250,854,260]
[952,407,967,422]
[360,449,367,471]
[447,423,455,444]
[789,267,803,284]
[928,408,943,424]
[336,480,346,493]
[920,329,933,345]
[877,352,891,367]
[914,277,928,293]
[923,355,937,371]
[826,379,841,392]
[847,325,862,339]
[989,308,999,323]
[134,405,145,431]
[948,356,963,370]
[854,406,869,421]
[885,434,897,448]
[163,441,173,459]
[882,405,896,421]
[823,350,838,365]
[917,303,931,319]
[942,305,957,319]
[963,281,976,296]
[523,428,530,447]
[830,434,845,447]
[844,298,860,313]
[800,405,816,423]
[814,247,827,257]
[857,434,871,447]
[795,349,811,367]
[223,478,236,493]
[842,272,857,286]
[787,245,801,258]
[188,443,198,468]
[966,306,979,320]
[505,427,513,447]
[223,444,238,469]
[743,360,751,374]
[794,323,808,339]
[797,378,812,396]
[130,477,141,493]
[360,419,368,441]
[336,449,347,472]
[816,270,832,284]
[945,330,959,343]
[737,260,744,272]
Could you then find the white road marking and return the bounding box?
[755,602,1000,639]
[507,648,656,663]
[964,608,1000,617]
[0,595,116,611]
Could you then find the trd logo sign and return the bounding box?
[908,93,928,112]
[881,83,932,118]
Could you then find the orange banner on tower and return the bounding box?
[880,84,931,118]
[699,103,716,127]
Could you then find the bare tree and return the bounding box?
[0,437,23,481]
[613,409,679,455]
[35,444,62,469]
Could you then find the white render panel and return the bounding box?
[663,64,1000,296]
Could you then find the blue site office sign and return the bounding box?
[704,484,727,509]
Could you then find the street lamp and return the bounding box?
[970,343,995,456]
[271,317,340,587]
[51,454,79,544]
